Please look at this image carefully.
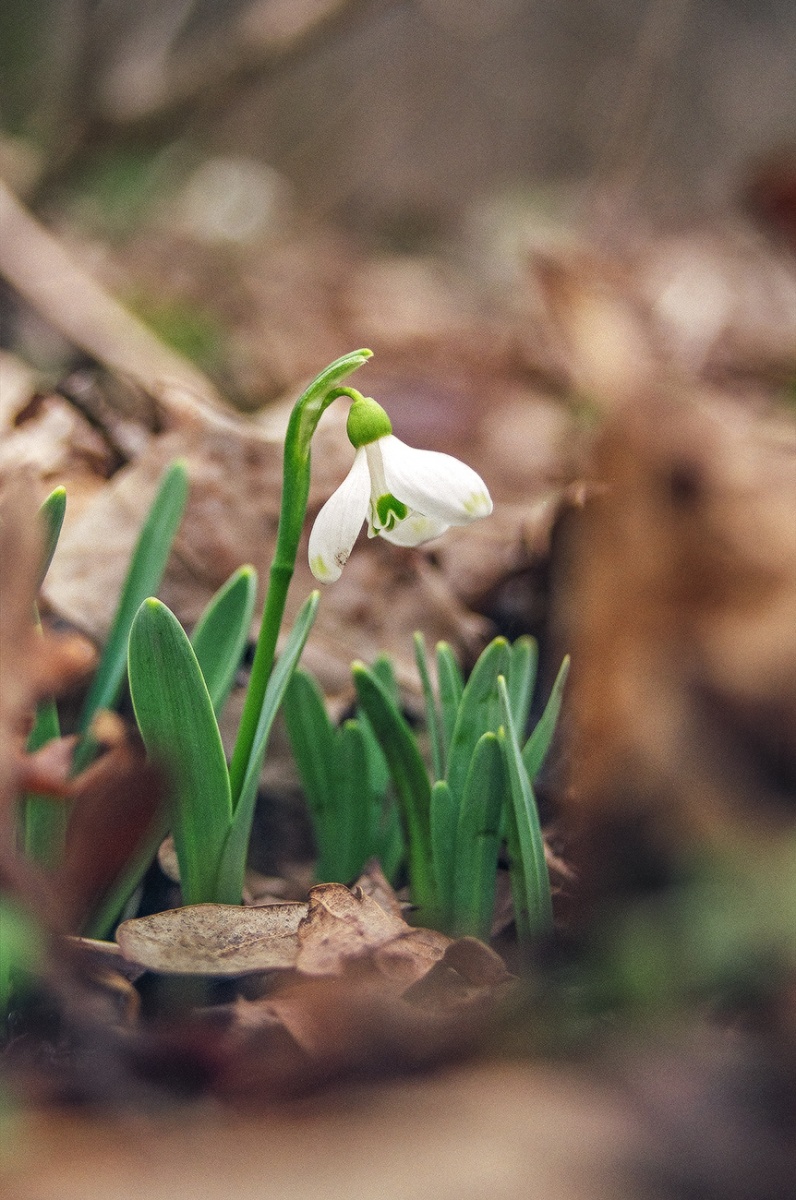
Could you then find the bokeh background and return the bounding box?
[3,0,796,237]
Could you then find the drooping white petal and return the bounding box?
[379,510,449,547]
[308,447,370,582]
[379,435,492,526]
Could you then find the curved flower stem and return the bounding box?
[228,350,372,807]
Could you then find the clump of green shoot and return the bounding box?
[353,636,569,941]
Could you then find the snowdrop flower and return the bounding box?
[309,394,492,582]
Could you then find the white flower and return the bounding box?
[308,421,492,583]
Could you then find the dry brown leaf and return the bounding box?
[352,859,406,921]
[56,741,165,931]
[0,470,43,810]
[295,882,410,976]
[116,902,308,975]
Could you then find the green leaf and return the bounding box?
[430,779,458,930]
[446,638,510,805]
[335,719,373,881]
[37,486,66,589]
[0,899,45,1026]
[191,565,257,716]
[282,667,337,876]
[453,732,506,940]
[506,636,538,735]
[370,653,400,706]
[216,592,319,905]
[435,642,463,763]
[74,461,189,772]
[414,632,443,781]
[498,676,552,942]
[128,598,231,907]
[22,696,66,869]
[352,662,435,913]
[522,655,570,782]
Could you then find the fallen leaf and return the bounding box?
[295,883,409,976]
[116,902,308,975]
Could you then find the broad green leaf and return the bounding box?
[191,565,257,716]
[413,632,443,781]
[37,486,66,589]
[453,732,506,940]
[128,598,231,907]
[216,592,319,904]
[436,642,463,763]
[506,636,538,735]
[498,676,552,941]
[522,655,570,782]
[446,638,510,805]
[430,779,458,931]
[73,461,189,773]
[352,662,435,913]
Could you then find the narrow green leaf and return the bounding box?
[453,732,506,939]
[506,636,538,735]
[446,638,510,804]
[22,697,67,869]
[37,486,66,589]
[370,653,400,706]
[430,779,458,931]
[335,719,373,881]
[191,565,257,716]
[498,676,552,941]
[358,703,390,799]
[216,592,319,904]
[436,642,463,763]
[128,598,231,907]
[282,667,337,873]
[375,794,405,885]
[74,461,189,772]
[522,655,570,782]
[352,662,435,913]
[413,632,443,781]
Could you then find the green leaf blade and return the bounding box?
[446,637,510,804]
[128,597,231,907]
[191,565,257,716]
[217,592,320,904]
[522,655,570,783]
[453,731,506,940]
[498,676,552,942]
[436,642,463,763]
[506,636,538,735]
[352,662,435,914]
[74,461,189,770]
[430,779,458,931]
[37,486,66,589]
[414,632,443,781]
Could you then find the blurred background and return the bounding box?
[3,0,796,236]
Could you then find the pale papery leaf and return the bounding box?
[116,903,308,975]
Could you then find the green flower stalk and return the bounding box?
[227,350,373,805]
